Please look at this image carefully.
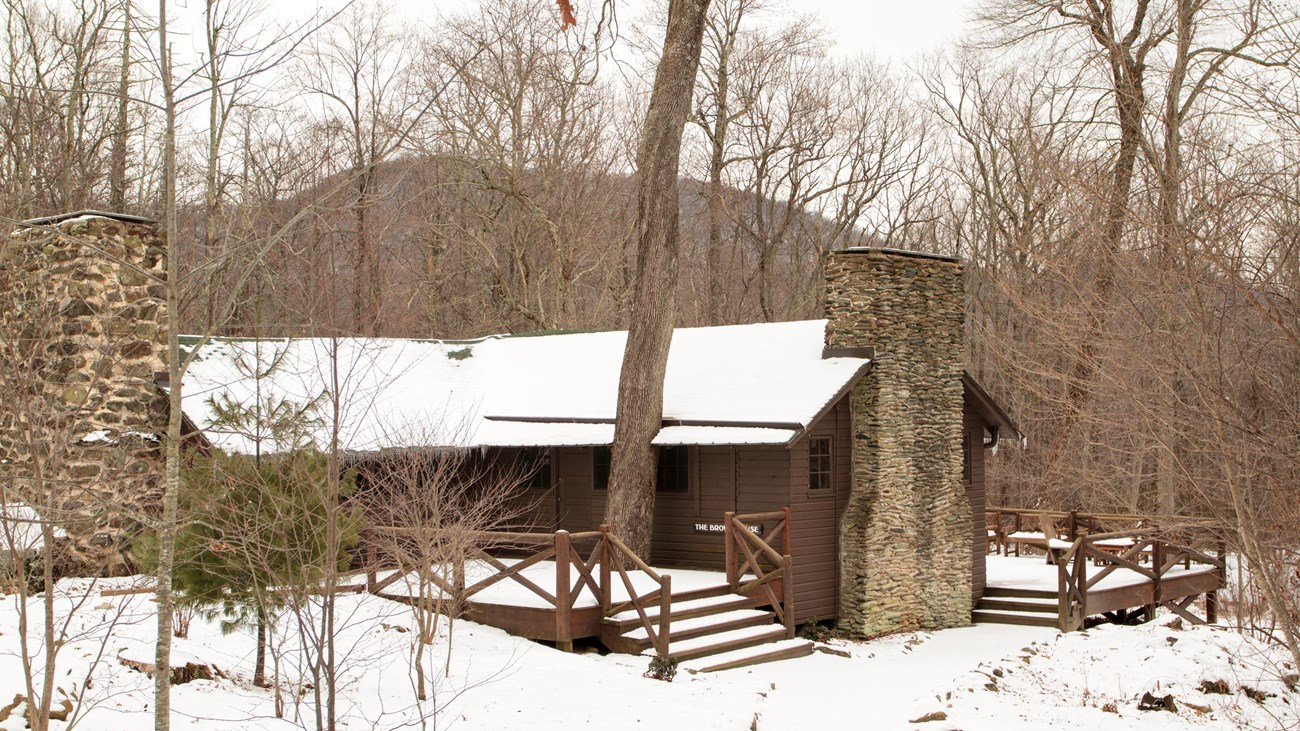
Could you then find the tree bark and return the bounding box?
[155,2,179,728]
[604,0,711,559]
[254,604,268,687]
[704,18,736,325]
[109,0,131,211]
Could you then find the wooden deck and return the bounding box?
[978,509,1226,631]
[361,511,814,670]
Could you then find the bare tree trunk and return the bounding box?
[1034,1,1157,504]
[704,30,734,324]
[109,0,131,211]
[37,522,56,731]
[154,2,179,728]
[254,604,268,687]
[605,0,711,558]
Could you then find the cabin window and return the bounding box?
[521,448,551,490]
[657,446,690,493]
[593,446,610,490]
[808,436,832,491]
[592,446,689,493]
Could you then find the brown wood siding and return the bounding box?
[458,448,557,532]
[834,398,851,621]
[788,400,846,623]
[554,446,594,532]
[652,446,767,568]
[964,406,987,600]
[532,395,855,626]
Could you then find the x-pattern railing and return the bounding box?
[724,508,795,639]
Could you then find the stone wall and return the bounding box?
[824,248,970,637]
[0,213,167,575]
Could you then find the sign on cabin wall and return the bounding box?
[693,522,763,535]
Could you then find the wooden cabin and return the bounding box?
[178,316,1019,627]
[484,373,1016,623]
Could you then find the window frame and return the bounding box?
[521,447,552,491]
[590,445,692,495]
[593,446,610,490]
[808,436,833,492]
[656,445,691,494]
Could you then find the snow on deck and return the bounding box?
[363,559,740,610]
[986,554,1218,593]
[176,320,868,455]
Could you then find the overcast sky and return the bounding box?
[763,0,975,60]
[257,0,978,64]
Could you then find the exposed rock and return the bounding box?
[119,654,225,685]
[812,644,852,659]
[0,694,74,723]
[1137,692,1177,712]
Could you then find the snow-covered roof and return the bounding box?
[176,320,870,456]
[0,504,69,553]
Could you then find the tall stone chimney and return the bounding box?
[0,212,168,575]
[824,248,970,637]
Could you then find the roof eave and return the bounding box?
[961,372,1023,446]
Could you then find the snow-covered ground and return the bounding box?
[0,577,1295,730]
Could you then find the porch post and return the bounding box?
[658,574,672,657]
[599,524,612,614]
[1147,540,1164,622]
[724,511,738,590]
[555,530,572,652]
[783,553,796,638]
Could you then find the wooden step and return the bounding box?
[606,608,775,654]
[642,624,788,662]
[622,608,775,643]
[660,582,734,604]
[977,596,1058,614]
[982,587,1057,600]
[680,639,814,673]
[972,609,1059,628]
[604,593,756,631]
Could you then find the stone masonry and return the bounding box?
[0,213,167,575]
[824,248,971,638]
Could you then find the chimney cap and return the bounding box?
[836,246,960,264]
[20,210,156,227]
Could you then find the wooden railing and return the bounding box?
[599,525,672,657]
[724,508,795,639]
[362,525,672,656]
[1053,529,1226,631]
[987,507,1219,557]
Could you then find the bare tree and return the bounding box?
[0,0,128,216]
[604,0,711,558]
[298,3,425,336]
[977,0,1175,503]
[416,0,627,334]
[360,441,532,716]
[683,0,818,323]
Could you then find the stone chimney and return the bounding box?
[0,212,168,575]
[824,248,970,637]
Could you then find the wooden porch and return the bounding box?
[978,508,1226,631]
[361,510,814,672]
